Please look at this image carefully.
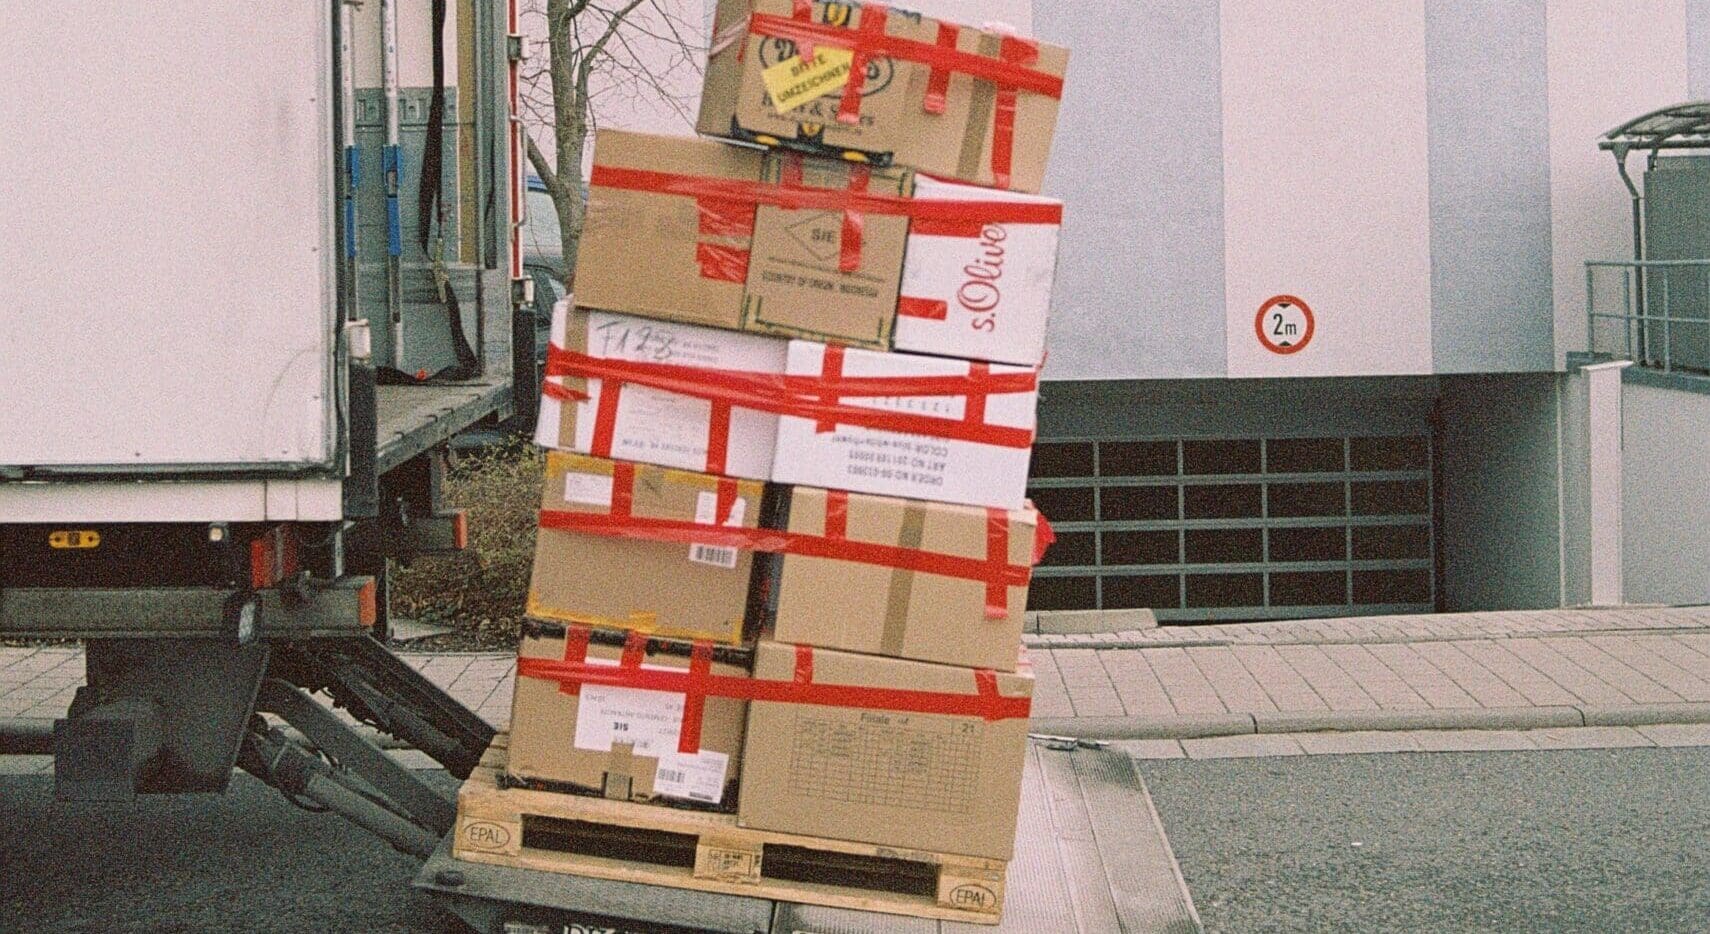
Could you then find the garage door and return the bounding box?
[1026,435,1435,623]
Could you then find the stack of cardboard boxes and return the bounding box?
[504,0,1069,904]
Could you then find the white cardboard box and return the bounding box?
[770,341,1038,509]
[535,302,787,480]
[894,176,1062,367]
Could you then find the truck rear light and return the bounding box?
[452,511,468,550]
[249,526,300,589]
[357,578,378,628]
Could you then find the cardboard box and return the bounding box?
[742,152,911,348]
[535,301,787,480]
[572,128,911,349]
[737,641,1034,860]
[766,486,1040,671]
[699,0,1069,193]
[509,623,751,809]
[527,452,768,644]
[574,129,763,332]
[769,342,1039,509]
[894,176,1062,366]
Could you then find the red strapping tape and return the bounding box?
[519,636,1032,727]
[679,642,713,754]
[558,626,591,697]
[839,164,869,273]
[837,2,889,125]
[696,242,751,283]
[983,507,1009,619]
[897,296,950,320]
[538,509,1035,594]
[923,21,960,115]
[590,165,1062,226]
[546,344,1037,449]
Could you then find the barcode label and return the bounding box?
[690,543,739,568]
[653,750,729,803]
[689,491,745,569]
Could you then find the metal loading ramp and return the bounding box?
[414,742,1202,933]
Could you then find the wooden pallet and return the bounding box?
[452,733,1009,925]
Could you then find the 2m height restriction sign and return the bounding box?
[1255,295,1314,355]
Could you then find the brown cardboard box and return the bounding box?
[736,641,1034,860]
[741,152,910,347]
[508,623,751,809]
[526,452,768,644]
[574,129,762,331]
[699,0,1069,194]
[572,128,910,349]
[766,486,1039,671]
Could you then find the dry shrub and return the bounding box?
[391,436,544,644]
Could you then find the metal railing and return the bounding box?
[1586,259,1710,372]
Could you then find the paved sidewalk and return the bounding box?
[1028,607,1710,739]
[7,607,1710,754]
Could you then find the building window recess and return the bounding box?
[1027,436,1435,624]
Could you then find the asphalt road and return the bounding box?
[0,772,458,934]
[1139,746,1710,934]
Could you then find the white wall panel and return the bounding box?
[1220,0,1433,377]
[1547,0,1688,366]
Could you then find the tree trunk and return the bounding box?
[544,0,589,285]
[554,121,586,284]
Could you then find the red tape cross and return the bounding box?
[520,634,1032,757]
[545,344,1038,449]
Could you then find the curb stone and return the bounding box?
[1034,704,1710,740]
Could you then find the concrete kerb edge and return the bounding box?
[1032,703,1710,740]
[1579,702,1710,726]
[1030,714,1257,740]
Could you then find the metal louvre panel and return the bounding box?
[1028,435,1435,622]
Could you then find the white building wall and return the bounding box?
[1623,380,1710,605]
[1546,1,1689,367]
[1220,2,1433,377]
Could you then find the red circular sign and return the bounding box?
[1255,295,1314,354]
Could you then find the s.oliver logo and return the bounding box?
[957,225,1007,332]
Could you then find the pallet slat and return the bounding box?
[452,732,1009,925]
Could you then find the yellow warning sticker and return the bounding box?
[761,46,854,115]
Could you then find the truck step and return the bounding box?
[450,732,1010,926]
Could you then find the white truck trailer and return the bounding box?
[0,0,525,844]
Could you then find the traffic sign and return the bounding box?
[1255,295,1314,354]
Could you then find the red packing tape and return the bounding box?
[546,344,1038,449]
[519,635,1032,744]
[590,164,1063,226]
